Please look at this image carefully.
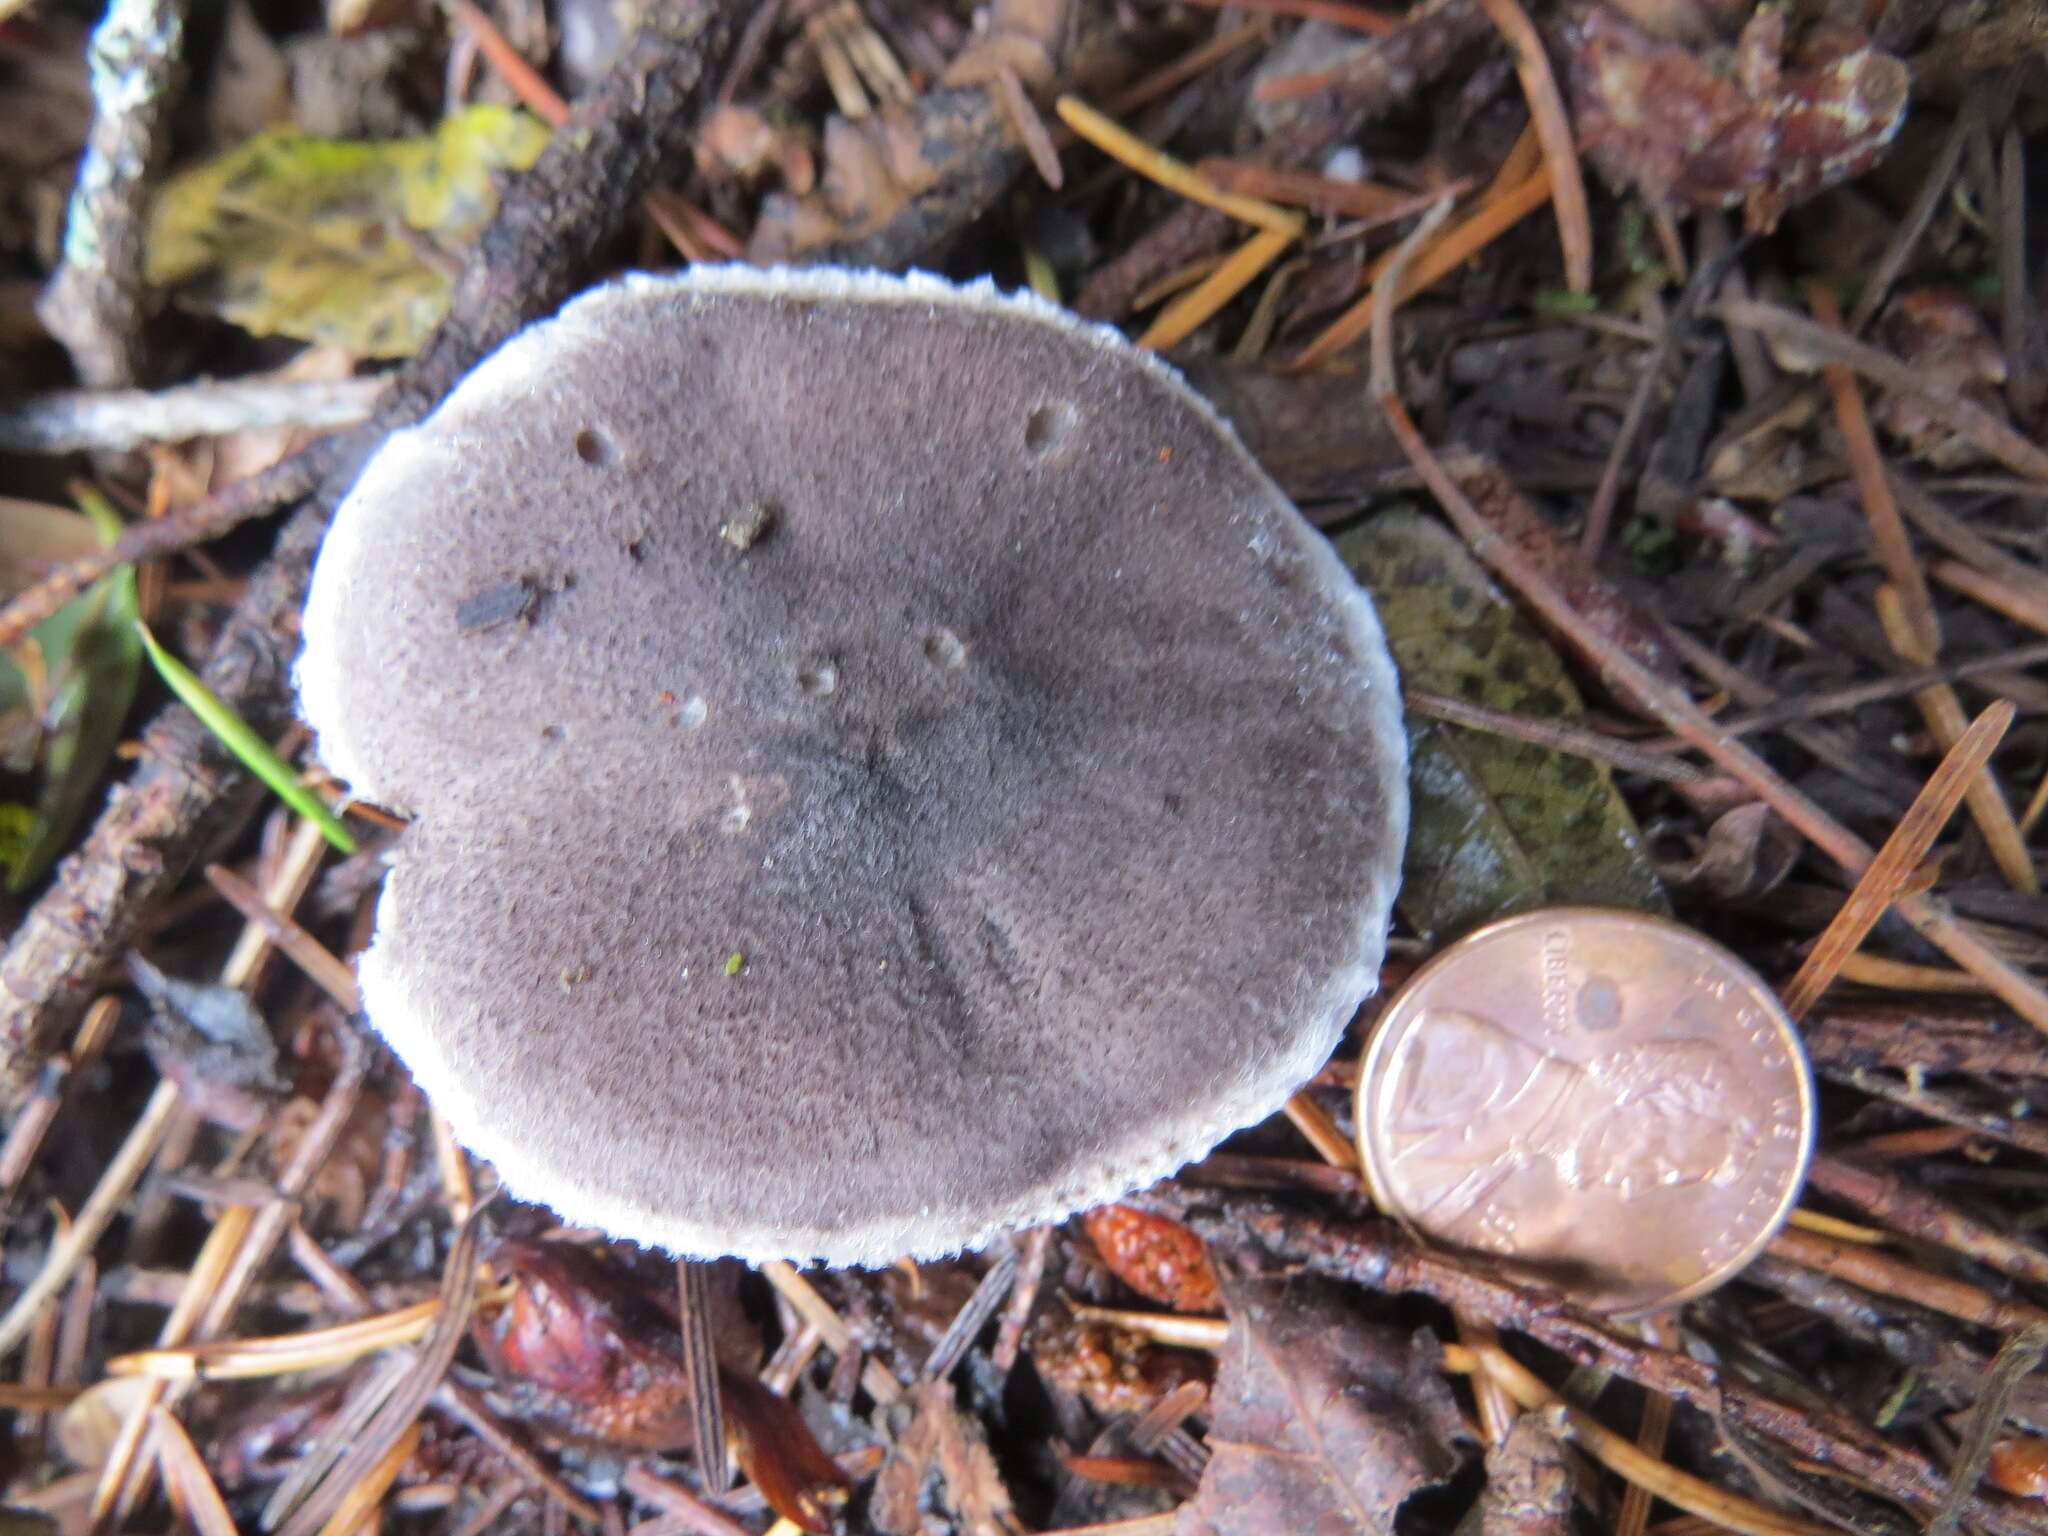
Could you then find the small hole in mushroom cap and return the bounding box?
[921,629,966,668]
[1023,403,1076,455]
[573,427,616,466]
[540,723,567,744]
[797,662,837,696]
[677,695,707,727]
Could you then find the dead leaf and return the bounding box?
[144,105,550,356]
[723,1370,853,1535]
[57,1377,154,1471]
[1178,1265,1467,1536]
[1656,801,1800,902]
[1337,508,1667,941]
[1874,290,2010,468]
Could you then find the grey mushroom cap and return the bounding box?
[296,265,1408,1267]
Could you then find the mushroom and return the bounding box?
[296,266,1407,1266]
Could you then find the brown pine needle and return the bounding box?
[1098,21,1268,121]
[96,1042,374,1528]
[806,10,871,119]
[1138,226,1296,350]
[204,862,360,1011]
[642,189,734,264]
[1475,0,1591,293]
[151,1407,239,1536]
[998,67,1064,191]
[315,1420,423,1536]
[1230,253,1303,361]
[445,0,569,127]
[1785,1208,1889,1245]
[431,1109,476,1224]
[760,1261,852,1350]
[109,1299,442,1381]
[1054,96,1305,235]
[0,1078,183,1358]
[677,1260,730,1493]
[622,1467,756,1536]
[1198,157,1422,220]
[0,995,121,1197]
[1492,120,1546,191]
[1806,1156,2048,1286]
[1292,167,1552,367]
[1874,588,2038,894]
[1616,1318,1679,1536]
[1178,0,1399,33]
[1282,1091,1361,1174]
[0,1383,80,1411]
[1779,700,2017,1020]
[1455,1314,1518,1447]
[1808,284,1940,655]
[1369,191,1458,396]
[656,188,744,259]
[760,1261,902,1404]
[1933,558,2048,636]
[1831,953,1989,994]
[92,1207,258,1524]
[2025,769,2048,840]
[643,190,713,262]
[1769,1227,2048,1333]
[1361,221,2048,1037]
[1067,1305,1230,1348]
[1877,919,2046,1023]
[1131,255,1229,313]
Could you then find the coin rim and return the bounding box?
[1353,906,1816,1317]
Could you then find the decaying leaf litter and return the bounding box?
[1,0,2047,1531]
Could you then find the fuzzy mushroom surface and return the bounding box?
[296,266,1408,1266]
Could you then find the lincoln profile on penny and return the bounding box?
[1379,1009,1753,1229]
[295,265,1410,1267]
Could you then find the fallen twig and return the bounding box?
[0,374,388,455]
[1805,1156,2048,1290]
[1474,0,1588,294]
[36,0,187,388]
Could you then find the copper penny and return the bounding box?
[1356,908,1814,1316]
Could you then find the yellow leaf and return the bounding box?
[145,105,551,357]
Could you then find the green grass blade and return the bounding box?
[133,619,357,854]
